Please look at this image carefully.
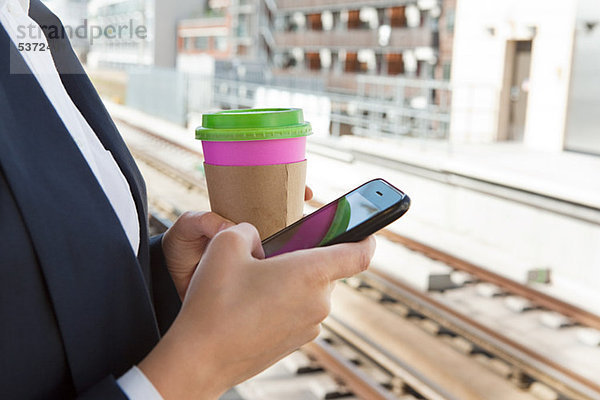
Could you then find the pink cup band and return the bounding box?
[202,137,307,166]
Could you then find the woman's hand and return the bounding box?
[304,185,313,201]
[140,223,376,400]
[161,211,234,299]
[161,186,314,299]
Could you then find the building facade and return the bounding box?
[270,0,444,92]
[176,0,263,73]
[87,0,203,69]
[449,0,600,155]
[564,0,600,156]
[177,0,456,92]
[435,0,455,81]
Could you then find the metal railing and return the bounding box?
[187,72,453,139]
[116,64,505,141]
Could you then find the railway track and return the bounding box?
[125,118,600,400]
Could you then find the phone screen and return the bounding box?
[262,190,383,258]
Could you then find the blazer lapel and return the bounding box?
[0,24,159,392]
[28,0,152,283]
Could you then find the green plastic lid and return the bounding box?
[196,108,312,141]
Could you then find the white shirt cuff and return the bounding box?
[117,366,164,400]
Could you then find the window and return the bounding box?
[237,45,248,56]
[194,37,209,50]
[389,6,406,28]
[386,53,404,75]
[307,14,322,30]
[443,62,451,80]
[215,36,227,52]
[347,10,361,29]
[446,9,455,32]
[306,52,321,70]
[345,52,359,72]
[237,14,250,37]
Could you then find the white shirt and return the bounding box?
[0,0,140,255]
[0,0,161,398]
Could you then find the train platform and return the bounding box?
[318,134,600,211]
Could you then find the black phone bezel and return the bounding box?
[261,178,410,254]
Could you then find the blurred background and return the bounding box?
[44,0,600,399]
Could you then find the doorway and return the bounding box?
[499,40,533,141]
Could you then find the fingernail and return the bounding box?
[369,236,377,257]
[219,221,235,231]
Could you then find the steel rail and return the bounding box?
[305,197,600,333]
[360,270,600,400]
[321,317,454,400]
[303,340,398,400]
[374,229,600,332]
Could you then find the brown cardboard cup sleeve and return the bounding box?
[204,160,307,239]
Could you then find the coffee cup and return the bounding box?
[196,108,312,239]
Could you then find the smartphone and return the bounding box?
[262,178,410,258]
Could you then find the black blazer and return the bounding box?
[0,1,181,398]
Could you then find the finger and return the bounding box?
[270,236,376,281]
[215,222,266,260]
[304,186,313,201]
[316,236,376,280]
[329,280,337,292]
[176,211,235,242]
[314,236,376,280]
